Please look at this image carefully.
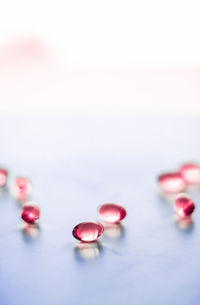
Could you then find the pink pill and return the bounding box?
[11,177,32,202]
[98,203,127,224]
[179,163,200,185]
[21,204,40,224]
[174,194,195,217]
[0,168,8,187]
[158,172,187,193]
[72,222,104,242]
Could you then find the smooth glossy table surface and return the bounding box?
[0,116,200,305]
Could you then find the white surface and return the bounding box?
[0,116,200,305]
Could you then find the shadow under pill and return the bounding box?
[21,223,40,241]
[186,184,200,194]
[173,214,194,233]
[0,186,9,198]
[74,241,103,261]
[103,223,125,241]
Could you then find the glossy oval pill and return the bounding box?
[0,168,8,187]
[174,194,195,217]
[158,172,186,194]
[11,176,32,202]
[21,203,40,224]
[98,203,127,224]
[72,222,104,242]
[179,163,200,185]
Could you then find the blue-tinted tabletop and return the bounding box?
[0,116,200,305]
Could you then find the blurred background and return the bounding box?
[1,0,200,115]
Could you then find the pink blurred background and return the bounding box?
[0,0,200,115]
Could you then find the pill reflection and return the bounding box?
[186,184,200,194]
[174,215,193,230]
[74,241,102,260]
[22,223,40,240]
[103,223,124,240]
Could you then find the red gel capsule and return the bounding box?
[12,177,32,202]
[0,169,8,187]
[174,195,195,217]
[158,172,186,194]
[179,163,200,185]
[98,203,127,224]
[72,222,104,242]
[21,204,40,224]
